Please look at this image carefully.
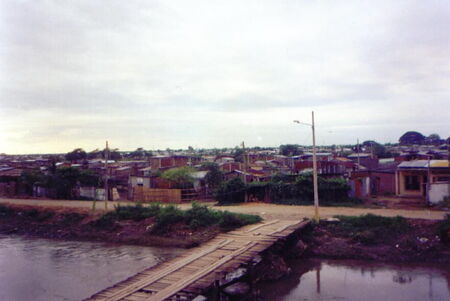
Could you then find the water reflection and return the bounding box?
[0,235,184,301]
[259,259,450,301]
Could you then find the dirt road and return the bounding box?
[1,198,447,221]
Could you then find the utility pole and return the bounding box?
[294,111,320,222]
[242,141,248,202]
[311,111,319,223]
[104,141,109,210]
[357,138,360,170]
[241,141,247,185]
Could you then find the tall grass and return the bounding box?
[93,202,262,233]
[332,214,410,244]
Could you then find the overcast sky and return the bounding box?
[1,0,449,154]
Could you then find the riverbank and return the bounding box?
[302,215,450,264]
[0,204,261,248]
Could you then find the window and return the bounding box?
[405,175,420,190]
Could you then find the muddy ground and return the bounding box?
[302,219,450,264]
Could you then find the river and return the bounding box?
[0,235,184,301]
[2,235,449,301]
[259,258,450,301]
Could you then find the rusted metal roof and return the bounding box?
[0,168,23,177]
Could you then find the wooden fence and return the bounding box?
[132,186,215,203]
[132,186,182,203]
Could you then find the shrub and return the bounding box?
[238,174,352,206]
[437,214,450,243]
[24,209,54,222]
[218,212,262,230]
[114,203,160,221]
[333,214,410,245]
[216,178,246,204]
[0,205,14,217]
[153,205,185,233]
[91,202,262,234]
[185,202,220,229]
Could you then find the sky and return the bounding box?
[1,0,449,154]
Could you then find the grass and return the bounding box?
[331,214,410,245]
[93,202,262,234]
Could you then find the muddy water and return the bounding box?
[259,259,450,301]
[0,235,184,301]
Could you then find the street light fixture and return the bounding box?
[294,111,320,222]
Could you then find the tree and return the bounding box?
[19,170,46,195]
[130,147,147,159]
[161,167,195,188]
[399,131,425,145]
[426,133,441,145]
[102,148,122,161]
[362,140,387,158]
[49,167,100,199]
[216,177,246,204]
[201,163,224,188]
[279,144,302,156]
[65,148,87,162]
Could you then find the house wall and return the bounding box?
[371,172,395,195]
[429,182,450,204]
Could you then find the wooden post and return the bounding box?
[312,111,320,222]
[104,141,109,210]
[242,141,248,202]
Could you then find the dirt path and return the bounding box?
[1,198,447,221]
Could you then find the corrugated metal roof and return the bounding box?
[398,160,429,168]
[398,160,449,169]
[430,160,450,168]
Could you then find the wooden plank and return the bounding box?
[88,220,310,301]
[269,220,309,235]
[145,241,258,301]
[244,220,280,233]
[93,239,234,301]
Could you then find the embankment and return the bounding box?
[0,203,260,248]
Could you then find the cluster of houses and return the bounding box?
[1,136,449,205]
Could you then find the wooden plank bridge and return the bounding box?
[85,219,310,301]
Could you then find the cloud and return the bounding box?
[1,0,449,153]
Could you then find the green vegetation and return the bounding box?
[437,214,450,243]
[19,167,101,199]
[215,173,352,206]
[279,144,302,156]
[65,148,87,162]
[201,162,224,188]
[94,202,262,234]
[331,214,410,245]
[161,167,196,188]
[216,177,246,204]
